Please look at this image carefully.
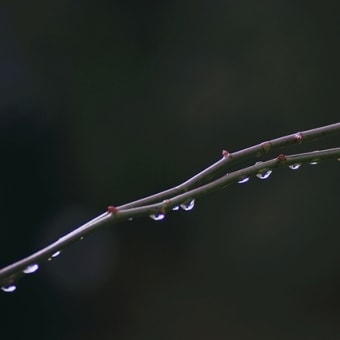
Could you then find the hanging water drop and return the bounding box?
[238,177,250,184]
[256,170,272,180]
[289,163,301,170]
[149,213,165,221]
[1,284,16,293]
[172,206,180,211]
[49,250,62,261]
[51,250,61,258]
[180,199,195,211]
[23,264,39,274]
[310,161,318,165]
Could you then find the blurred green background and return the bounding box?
[1,1,339,339]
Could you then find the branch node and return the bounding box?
[222,150,231,158]
[261,141,272,153]
[276,154,287,164]
[161,199,172,214]
[295,132,304,143]
[107,206,119,214]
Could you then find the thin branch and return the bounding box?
[119,122,340,209]
[0,123,339,291]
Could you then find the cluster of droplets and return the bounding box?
[237,159,312,184]
[170,199,195,212]
[1,263,40,292]
[1,250,63,293]
[238,157,321,184]
[3,199,198,292]
[237,158,323,185]
[149,199,195,221]
[150,158,326,223]
[289,161,319,169]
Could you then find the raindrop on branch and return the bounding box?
[256,170,272,180]
[149,213,165,221]
[1,285,16,293]
[49,250,62,261]
[172,206,180,211]
[51,251,61,258]
[180,199,195,211]
[238,177,250,184]
[23,264,39,274]
[289,163,301,170]
[310,161,318,165]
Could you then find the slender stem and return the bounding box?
[0,123,339,288]
[119,122,340,209]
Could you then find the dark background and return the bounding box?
[1,1,339,339]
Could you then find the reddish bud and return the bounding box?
[276,154,287,163]
[107,206,119,214]
[222,150,230,158]
[295,132,303,143]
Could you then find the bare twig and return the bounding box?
[119,122,340,209]
[1,123,339,291]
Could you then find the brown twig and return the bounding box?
[1,123,339,291]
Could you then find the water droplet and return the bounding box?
[52,250,61,258]
[256,170,272,180]
[1,284,16,293]
[49,250,62,261]
[289,163,301,170]
[80,236,84,240]
[172,206,180,211]
[238,177,250,184]
[180,199,195,211]
[310,161,318,165]
[23,264,39,274]
[128,217,133,221]
[149,213,165,221]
